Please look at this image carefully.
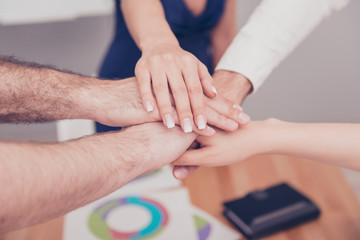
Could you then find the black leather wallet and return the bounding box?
[223,183,321,239]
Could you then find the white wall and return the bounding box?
[0,15,114,141]
[239,1,360,123]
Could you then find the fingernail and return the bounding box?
[207,126,216,135]
[175,167,188,179]
[197,115,206,130]
[232,104,243,111]
[227,119,239,130]
[146,101,153,112]
[211,86,217,95]
[183,118,192,133]
[165,114,175,128]
[239,112,250,123]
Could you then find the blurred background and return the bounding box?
[0,0,359,192]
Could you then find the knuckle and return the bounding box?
[180,155,191,164]
[139,85,150,94]
[199,62,207,71]
[228,107,238,118]
[171,85,187,96]
[157,102,171,110]
[152,81,166,90]
[135,60,145,69]
[177,109,192,119]
[162,53,175,61]
[136,58,150,69]
[135,67,146,77]
[182,54,195,64]
[216,115,228,127]
[141,90,153,99]
[196,109,206,118]
[188,86,203,95]
[149,55,162,66]
[189,101,204,113]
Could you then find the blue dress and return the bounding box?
[97,0,226,133]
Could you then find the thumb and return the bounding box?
[172,165,199,180]
[172,147,209,166]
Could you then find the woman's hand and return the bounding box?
[135,43,250,133]
[135,42,218,131]
[173,120,276,167]
[83,77,250,136]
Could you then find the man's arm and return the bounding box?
[0,57,84,123]
[214,0,350,98]
[0,123,196,233]
[0,57,249,134]
[0,56,159,126]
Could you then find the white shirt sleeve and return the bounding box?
[215,0,351,93]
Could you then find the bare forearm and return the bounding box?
[210,0,237,65]
[261,119,360,170]
[0,57,157,126]
[0,57,88,123]
[0,123,196,232]
[121,0,178,50]
[0,131,147,232]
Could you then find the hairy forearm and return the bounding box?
[0,57,157,126]
[258,119,360,171]
[121,0,178,50]
[0,122,196,232]
[0,57,89,123]
[0,130,148,232]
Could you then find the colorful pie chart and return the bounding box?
[88,196,169,240]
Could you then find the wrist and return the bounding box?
[140,35,179,53]
[77,130,151,186]
[212,70,253,104]
[258,118,289,155]
[69,76,100,121]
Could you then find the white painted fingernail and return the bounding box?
[211,86,217,95]
[232,104,243,111]
[146,101,153,112]
[239,112,250,123]
[183,118,192,133]
[227,119,239,130]
[207,126,216,135]
[197,115,206,130]
[165,114,175,128]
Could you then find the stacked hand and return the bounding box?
[80,77,250,136]
[135,43,218,131]
[76,58,252,178]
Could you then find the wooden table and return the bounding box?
[2,155,360,240]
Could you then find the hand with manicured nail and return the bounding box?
[173,121,266,167]
[84,77,250,135]
[135,43,217,132]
